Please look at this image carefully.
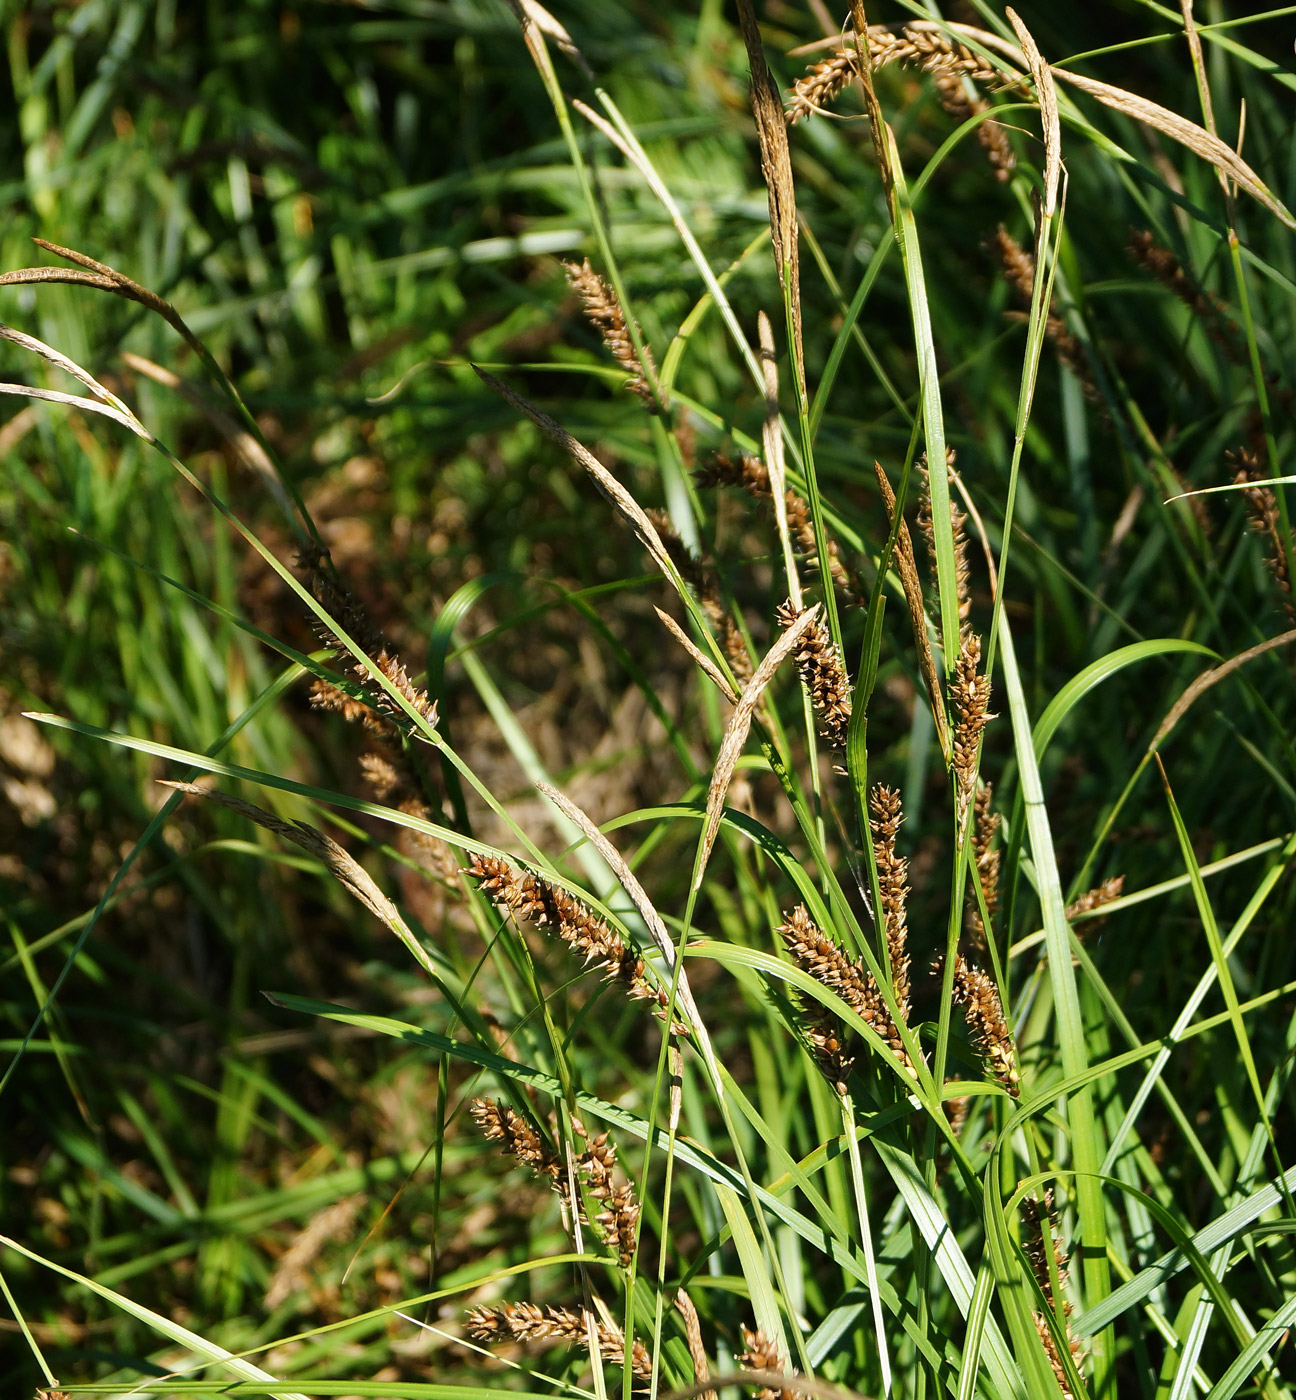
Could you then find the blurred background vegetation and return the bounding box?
[2,1,1295,1396]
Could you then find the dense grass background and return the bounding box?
[3,2,1296,1398]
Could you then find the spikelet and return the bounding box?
[966,784,1001,950]
[465,853,686,1033]
[645,507,725,624]
[950,633,993,828]
[868,785,910,1017]
[785,25,1003,125]
[917,456,973,627]
[1065,875,1124,936]
[564,258,656,405]
[775,601,852,750]
[675,1290,717,1400]
[697,455,855,597]
[944,1092,970,1138]
[572,1115,640,1268]
[357,752,457,879]
[737,1326,796,1400]
[470,1101,641,1267]
[470,1098,561,1186]
[873,459,952,762]
[695,451,770,496]
[297,546,437,732]
[720,613,754,685]
[785,51,858,125]
[993,228,1097,395]
[930,71,1014,179]
[467,1302,653,1382]
[1231,449,1295,620]
[1021,1192,1083,1398]
[951,955,1019,1097]
[779,905,910,1084]
[1128,229,1243,361]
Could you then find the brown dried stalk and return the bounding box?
[951,633,993,828]
[733,0,804,387]
[966,784,1002,950]
[1232,449,1295,619]
[952,954,1019,1097]
[465,853,684,1032]
[1022,1192,1082,1398]
[786,25,1003,125]
[868,784,910,1017]
[297,545,437,731]
[737,1326,796,1400]
[467,1302,653,1382]
[776,600,852,750]
[565,258,657,406]
[779,904,910,1085]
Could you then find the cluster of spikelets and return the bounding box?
[464,853,686,1034]
[466,1301,654,1383]
[785,24,1015,178]
[775,600,853,750]
[468,1099,641,1268]
[777,786,915,1092]
[1231,448,1295,621]
[297,544,437,732]
[465,1100,647,1377]
[296,546,456,879]
[1021,1192,1084,1397]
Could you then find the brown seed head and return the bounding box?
[467,1302,653,1382]
[779,905,911,1078]
[1231,448,1294,618]
[1065,875,1124,929]
[565,258,656,405]
[952,955,1019,1096]
[737,1327,795,1400]
[465,854,686,1033]
[470,1098,561,1184]
[776,601,852,749]
[786,26,1005,125]
[1021,1192,1082,1397]
[868,784,910,1016]
[297,547,437,731]
[695,451,771,497]
[966,784,1002,950]
[951,633,993,827]
[917,456,972,626]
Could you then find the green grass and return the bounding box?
[3,3,1296,1399]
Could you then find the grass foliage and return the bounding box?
[3,3,1296,1399]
